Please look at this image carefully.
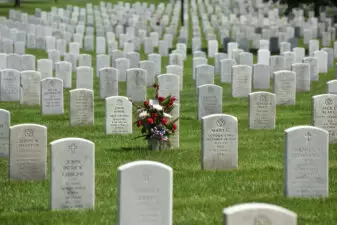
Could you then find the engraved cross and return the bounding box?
[305,132,311,143]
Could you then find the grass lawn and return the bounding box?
[1,0,337,224]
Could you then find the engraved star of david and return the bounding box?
[68,143,77,153]
[24,129,34,137]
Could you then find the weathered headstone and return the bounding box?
[303,57,319,81]
[249,92,276,129]
[9,124,47,180]
[117,161,173,225]
[37,59,53,79]
[55,61,72,88]
[253,64,270,89]
[20,71,41,105]
[198,84,222,120]
[0,69,20,101]
[285,125,328,197]
[231,65,252,98]
[292,63,311,92]
[76,66,93,90]
[273,70,296,105]
[313,94,337,143]
[41,78,64,115]
[99,67,118,99]
[223,203,297,225]
[126,68,147,102]
[69,89,94,126]
[50,138,95,210]
[201,114,238,170]
[0,109,10,158]
[105,96,132,134]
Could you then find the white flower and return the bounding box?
[138,111,149,119]
[152,104,163,111]
[163,113,172,118]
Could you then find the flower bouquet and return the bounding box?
[129,84,179,150]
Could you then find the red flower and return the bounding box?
[151,113,158,119]
[171,97,177,102]
[161,118,168,125]
[144,100,149,107]
[147,118,154,124]
[137,120,142,127]
[158,96,165,102]
[172,123,177,131]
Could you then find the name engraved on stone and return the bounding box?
[51,138,95,210]
[9,124,47,180]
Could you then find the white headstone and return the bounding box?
[285,126,328,197]
[105,96,132,134]
[50,138,95,210]
[201,114,238,170]
[117,161,173,225]
[69,88,94,126]
[41,78,64,115]
[9,124,47,180]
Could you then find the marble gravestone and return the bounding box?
[195,65,215,91]
[37,59,53,79]
[273,70,296,105]
[41,78,64,115]
[220,59,233,83]
[0,109,10,158]
[69,89,94,126]
[20,70,41,105]
[327,80,337,95]
[117,161,173,225]
[193,57,207,80]
[9,124,47,180]
[201,114,238,170]
[50,138,95,210]
[139,60,155,87]
[253,64,270,89]
[169,103,180,149]
[303,57,319,81]
[223,203,297,225]
[231,65,252,98]
[292,63,311,92]
[0,69,20,101]
[55,61,72,88]
[105,96,132,134]
[99,67,119,99]
[249,92,276,129]
[76,66,94,90]
[198,84,222,120]
[157,74,180,103]
[126,68,147,103]
[285,126,328,198]
[312,94,337,144]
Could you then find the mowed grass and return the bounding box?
[1,1,337,225]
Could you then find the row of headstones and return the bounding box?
[200,93,337,170]
[0,29,174,57]
[0,121,327,207]
[3,121,301,224]
[194,63,310,104]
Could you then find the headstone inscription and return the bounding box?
[9,124,47,180]
[105,96,132,134]
[50,138,95,210]
[285,126,328,198]
[117,161,173,225]
[201,114,238,170]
